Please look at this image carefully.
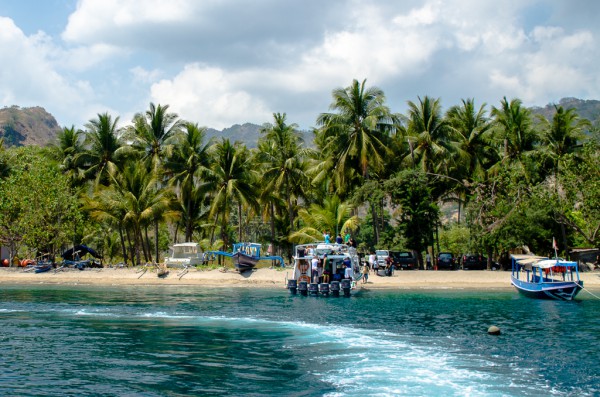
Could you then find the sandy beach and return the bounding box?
[1,266,599,291]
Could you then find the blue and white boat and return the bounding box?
[510,254,583,301]
[286,242,361,297]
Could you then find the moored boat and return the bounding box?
[165,242,204,268]
[511,254,583,301]
[286,242,360,297]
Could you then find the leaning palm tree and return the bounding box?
[207,139,259,247]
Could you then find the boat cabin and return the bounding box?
[165,242,204,267]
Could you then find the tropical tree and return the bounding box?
[315,78,395,195]
[77,112,128,186]
[126,102,183,174]
[166,122,213,241]
[445,99,496,222]
[289,195,359,244]
[537,105,591,180]
[404,96,453,176]
[256,113,310,244]
[315,79,395,244]
[48,126,85,188]
[207,139,259,247]
[490,97,539,179]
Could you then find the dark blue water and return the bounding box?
[1,285,598,396]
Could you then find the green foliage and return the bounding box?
[384,170,439,253]
[0,146,82,259]
[438,224,470,255]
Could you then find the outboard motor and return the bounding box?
[298,281,308,296]
[319,283,330,296]
[308,283,319,296]
[341,278,352,297]
[330,281,340,297]
[287,279,298,295]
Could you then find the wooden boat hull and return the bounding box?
[34,264,53,273]
[511,276,583,301]
[232,252,258,271]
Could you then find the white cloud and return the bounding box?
[149,64,272,130]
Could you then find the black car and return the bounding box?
[462,253,487,270]
[436,252,457,270]
[390,251,417,270]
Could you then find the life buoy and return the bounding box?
[298,275,310,283]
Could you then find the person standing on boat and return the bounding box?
[344,257,352,279]
[323,231,331,244]
[311,255,319,283]
[336,234,343,244]
[344,230,351,244]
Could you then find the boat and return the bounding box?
[510,254,583,300]
[286,242,361,297]
[34,263,53,273]
[205,242,284,272]
[165,242,204,268]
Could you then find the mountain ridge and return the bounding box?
[1,98,598,148]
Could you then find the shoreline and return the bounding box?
[1,267,599,291]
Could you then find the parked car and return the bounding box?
[375,250,389,268]
[436,252,457,270]
[462,253,487,270]
[390,251,417,270]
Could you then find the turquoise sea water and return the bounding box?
[1,285,599,396]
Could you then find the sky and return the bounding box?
[0,0,599,131]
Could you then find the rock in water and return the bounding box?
[488,325,501,335]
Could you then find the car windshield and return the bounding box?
[439,253,452,259]
[376,250,388,256]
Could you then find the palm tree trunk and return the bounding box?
[118,224,127,266]
[238,202,243,242]
[155,219,159,264]
[143,226,151,263]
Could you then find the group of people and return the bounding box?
[322,231,358,248]
[359,252,394,283]
[310,253,354,284]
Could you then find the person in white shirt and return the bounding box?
[311,255,319,283]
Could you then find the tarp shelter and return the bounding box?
[62,245,103,260]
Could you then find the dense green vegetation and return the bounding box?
[0,80,598,268]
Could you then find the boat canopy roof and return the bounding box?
[534,259,577,269]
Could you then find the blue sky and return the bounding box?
[1,0,599,131]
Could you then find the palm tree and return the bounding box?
[315,78,395,195]
[48,126,85,187]
[490,97,538,177]
[207,139,259,247]
[127,103,182,174]
[256,113,310,242]
[404,96,453,176]
[537,105,590,179]
[96,162,175,265]
[445,99,496,222]
[77,113,128,186]
[289,195,359,244]
[166,122,213,242]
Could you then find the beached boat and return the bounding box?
[34,263,53,273]
[165,242,204,268]
[286,242,360,297]
[510,254,583,301]
[205,242,284,272]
